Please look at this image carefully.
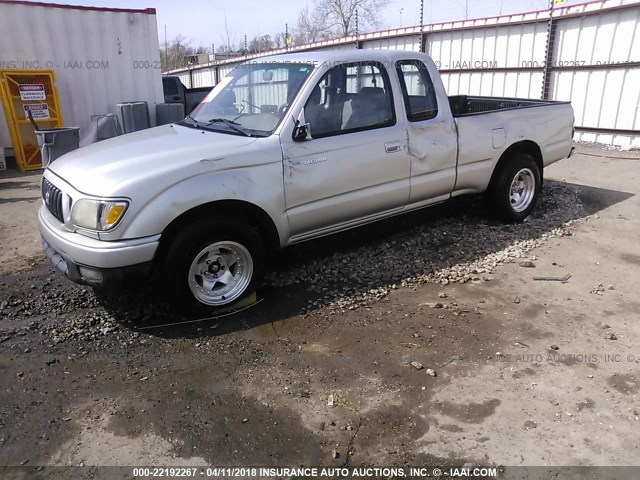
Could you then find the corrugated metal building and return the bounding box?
[168,0,640,147]
[0,1,164,151]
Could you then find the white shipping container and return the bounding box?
[0,1,164,150]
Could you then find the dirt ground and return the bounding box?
[0,145,639,479]
[0,170,42,276]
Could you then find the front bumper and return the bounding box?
[38,205,159,285]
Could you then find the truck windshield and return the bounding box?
[185,62,314,137]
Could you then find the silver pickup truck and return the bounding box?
[39,50,574,313]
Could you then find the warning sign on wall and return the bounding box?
[19,84,46,101]
[23,103,50,120]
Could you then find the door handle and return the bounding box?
[385,141,405,153]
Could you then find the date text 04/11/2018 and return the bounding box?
[178,467,499,477]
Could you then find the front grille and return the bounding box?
[42,178,64,222]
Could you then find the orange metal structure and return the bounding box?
[0,70,63,171]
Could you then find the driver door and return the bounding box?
[281,62,411,239]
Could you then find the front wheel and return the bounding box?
[488,153,541,222]
[164,219,264,314]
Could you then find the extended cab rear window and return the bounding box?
[396,60,438,122]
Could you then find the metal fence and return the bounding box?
[166,0,640,147]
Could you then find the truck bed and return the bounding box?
[449,95,570,117]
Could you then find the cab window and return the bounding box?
[396,60,438,121]
[304,62,395,138]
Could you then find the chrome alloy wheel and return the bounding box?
[187,241,253,306]
[509,168,536,213]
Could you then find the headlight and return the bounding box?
[71,199,129,231]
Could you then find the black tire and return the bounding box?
[488,153,541,222]
[164,217,264,315]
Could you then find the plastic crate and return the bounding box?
[35,127,80,167]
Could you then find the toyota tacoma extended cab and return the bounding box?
[39,50,574,313]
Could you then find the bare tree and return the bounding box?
[248,35,275,53]
[162,0,394,67]
[296,6,331,43]
[313,0,390,37]
[160,35,192,70]
[159,35,213,70]
[220,11,237,53]
[274,32,283,48]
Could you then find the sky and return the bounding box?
[34,0,579,49]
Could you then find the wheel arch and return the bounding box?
[155,200,281,263]
[488,140,543,191]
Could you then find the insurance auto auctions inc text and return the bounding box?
[199,466,498,478]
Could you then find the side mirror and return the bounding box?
[292,110,311,142]
[293,123,310,142]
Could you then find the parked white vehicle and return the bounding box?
[39,50,574,312]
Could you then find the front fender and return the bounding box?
[113,163,289,244]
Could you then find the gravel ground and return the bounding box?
[267,180,583,314]
[1,179,583,345]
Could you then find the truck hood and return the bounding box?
[48,124,258,196]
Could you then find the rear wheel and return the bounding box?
[165,218,264,314]
[488,153,541,222]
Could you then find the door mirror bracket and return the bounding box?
[292,111,311,142]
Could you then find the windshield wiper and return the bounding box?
[176,115,199,129]
[205,118,253,137]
